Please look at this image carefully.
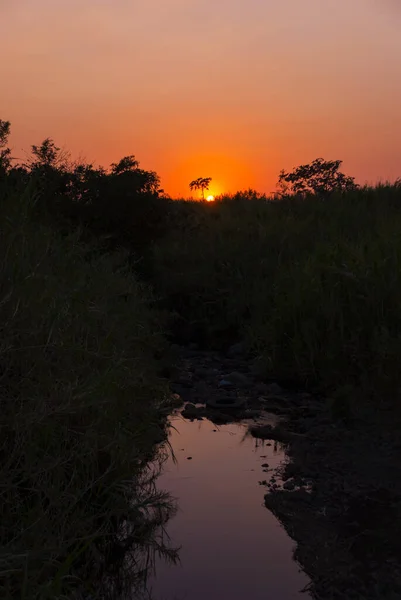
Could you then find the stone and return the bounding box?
[243,409,261,419]
[265,383,284,395]
[227,342,245,358]
[182,403,205,419]
[250,360,265,380]
[219,379,234,388]
[255,382,271,395]
[177,376,193,388]
[225,371,251,388]
[249,424,274,440]
[261,463,269,468]
[170,393,184,408]
[195,367,213,379]
[249,424,296,443]
[208,411,234,425]
[283,480,296,491]
[206,396,246,409]
[194,380,208,398]
[284,463,301,480]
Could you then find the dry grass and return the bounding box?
[154,184,401,397]
[0,184,176,598]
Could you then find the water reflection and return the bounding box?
[97,453,179,600]
[149,416,310,600]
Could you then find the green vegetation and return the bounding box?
[0,182,176,598]
[2,118,401,598]
[154,184,401,396]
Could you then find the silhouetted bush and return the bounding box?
[1,124,172,265]
[0,184,176,598]
[153,184,401,397]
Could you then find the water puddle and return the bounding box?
[149,414,310,600]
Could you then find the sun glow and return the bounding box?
[206,195,215,202]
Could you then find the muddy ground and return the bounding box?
[169,344,401,600]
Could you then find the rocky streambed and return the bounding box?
[158,343,401,600]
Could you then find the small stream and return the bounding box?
[149,413,310,600]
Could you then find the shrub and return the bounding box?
[0,184,175,598]
[153,185,401,396]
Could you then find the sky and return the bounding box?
[1,0,401,197]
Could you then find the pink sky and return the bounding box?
[1,0,401,196]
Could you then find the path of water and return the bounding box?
[149,415,310,600]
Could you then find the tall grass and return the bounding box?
[153,184,401,396]
[0,184,175,599]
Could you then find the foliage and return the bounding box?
[0,185,176,599]
[189,176,212,199]
[29,138,69,170]
[153,184,401,396]
[1,121,170,261]
[278,158,359,196]
[0,119,12,175]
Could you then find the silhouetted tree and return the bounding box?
[189,177,212,200]
[0,123,169,261]
[111,155,139,174]
[0,119,12,176]
[28,138,71,171]
[277,158,358,197]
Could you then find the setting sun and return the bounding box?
[206,195,215,202]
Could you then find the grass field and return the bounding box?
[154,184,401,398]
[3,176,401,598]
[0,184,176,599]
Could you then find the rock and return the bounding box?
[283,463,301,480]
[227,342,245,358]
[170,393,184,408]
[283,480,296,491]
[187,456,193,460]
[261,463,269,468]
[255,382,271,395]
[177,376,193,388]
[265,383,284,395]
[208,411,234,425]
[219,379,234,388]
[195,367,216,379]
[206,396,246,409]
[193,380,208,398]
[225,371,251,388]
[243,409,261,419]
[257,400,290,415]
[249,424,274,440]
[188,343,199,351]
[250,359,265,380]
[249,424,297,443]
[182,403,205,419]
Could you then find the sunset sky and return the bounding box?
[2,0,401,196]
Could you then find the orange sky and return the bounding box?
[2,0,401,197]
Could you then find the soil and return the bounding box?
[169,343,401,600]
